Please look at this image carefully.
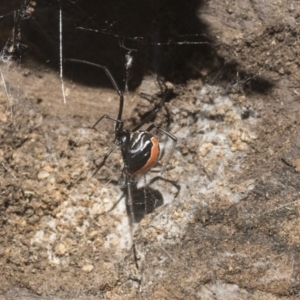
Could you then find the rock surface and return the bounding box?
[1,0,300,299]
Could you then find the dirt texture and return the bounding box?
[1,0,300,299]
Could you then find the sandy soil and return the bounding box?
[1,0,300,299]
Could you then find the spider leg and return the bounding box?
[146,123,177,173]
[147,175,181,199]
[98,194,123,216]
[90,115,123,177]
[132,76,170,132]
[92,114,122,131]
[156,76,168,95]
[124,170,135,227]
[91,144,118,177]
[123,169,140,268]
[66,59,125,131]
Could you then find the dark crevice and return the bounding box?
[10,0,274,94]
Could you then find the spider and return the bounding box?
[68,58,177,249]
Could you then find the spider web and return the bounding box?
[0,1,279,299]
[0,0,195,275]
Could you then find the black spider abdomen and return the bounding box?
[125,131,160,175]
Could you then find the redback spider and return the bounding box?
[67,59,177,261]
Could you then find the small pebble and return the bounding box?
[82,264,94,273]
[37,170,49,180]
